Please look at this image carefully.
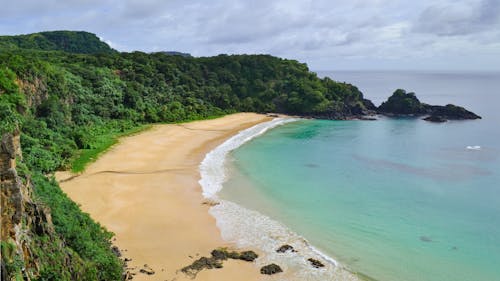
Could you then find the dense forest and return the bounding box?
[0,31,372,280]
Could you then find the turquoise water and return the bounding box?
[220,71,500,281]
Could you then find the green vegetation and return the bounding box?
[378,89,426,115]
[1,31,372,280]
[31,173,123,280]
[71,124,151,172]
[0,31,115,54]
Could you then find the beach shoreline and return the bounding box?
[56,112,359,281]
[56,113,273,281]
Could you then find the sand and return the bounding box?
[56,113,274,281]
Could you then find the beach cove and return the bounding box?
[55,113,357,281]
[56,113,272,281]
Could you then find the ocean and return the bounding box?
[201,71,500,281]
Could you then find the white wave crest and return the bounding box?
[198,117,360,281]
[199,117,297,199]
[466,145,481,150]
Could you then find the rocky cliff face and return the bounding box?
[1,131,53,280]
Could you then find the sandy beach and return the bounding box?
[56,113,273,281]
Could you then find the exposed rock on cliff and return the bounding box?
[1,131,87,280]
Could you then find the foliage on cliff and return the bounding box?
[0,31,371,280]
[1,64,122,280]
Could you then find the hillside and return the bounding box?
[0,31,116,54]
[0,31,373,280]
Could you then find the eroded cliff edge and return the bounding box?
[1,131,107,280]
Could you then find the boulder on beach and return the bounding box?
[276,244,296,253]
[260,263,283,275]
[308,258,325,268]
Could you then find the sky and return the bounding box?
[1,0,500,71]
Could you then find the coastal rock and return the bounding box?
[210,248,258,262]
[362,99,377,112]
[182,248,258,278]
[210,249,228,260]
[111,246,122,257]
[139,264,155,275]
[238,251,258,262]
[307,258,325,268]
[378,89,426,115]
[425,104,481,121]
[260,264,283,275]
[181,256,223,278]
[276,244,296,253]
[378,89,481,121]
[423,115,447,123]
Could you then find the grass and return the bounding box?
[71,124,151,173]
[69,111,233,173]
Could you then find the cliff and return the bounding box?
[1,130,51,280]
[1,131,107,280]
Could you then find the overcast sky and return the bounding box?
[1,0,499,70]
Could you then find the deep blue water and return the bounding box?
[220,71,500,281]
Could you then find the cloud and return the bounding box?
[1,0,500,70]
[413,0,500,36]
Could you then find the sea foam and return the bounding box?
[198,117,359,281]
[199,117,297,198]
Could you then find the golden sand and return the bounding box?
[56,113,273,281]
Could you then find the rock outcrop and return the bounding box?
[424,104,481,122]
[181,248,259,278]
[260,263,283,275]
[1,131,71,280]
[377,89,481,121]
[276,244,296,253]
[1,130,44,280]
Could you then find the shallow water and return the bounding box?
[220,71,500,281]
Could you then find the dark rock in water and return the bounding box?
[308,258,325,268]
[357,116,378,121]
[420,236,433,242]
[451,246,458,251]
[378,89,481,121]
[276,244,296,253]
[426,104,481,120]
[305,163,319,168]
[378,89,426,115]
[423,115,447,123]
[239,251,258,262]
[260,264,283,275]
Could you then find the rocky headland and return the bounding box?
[377,89,481,122]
